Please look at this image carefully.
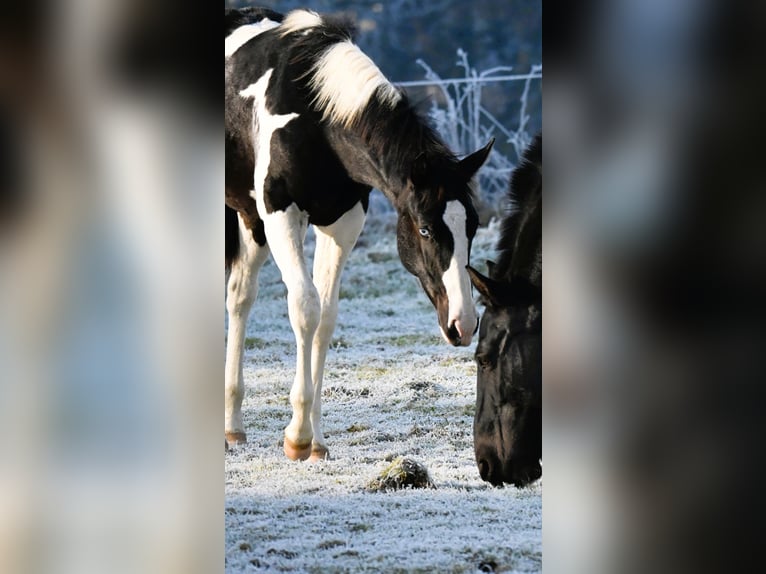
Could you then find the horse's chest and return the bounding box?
[252,118,368,225]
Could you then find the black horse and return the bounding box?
[468,134,541,487]
[225,8,492,459]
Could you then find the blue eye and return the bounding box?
[418,227,431,238]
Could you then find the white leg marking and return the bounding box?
[310,41,401,127]
[239,69,299,215]
[310,202,366,453]
[279,10,323,36]
[225,213,270,441]
[262,205,318,450]
[441,200,478,345]
[225,20,280,58]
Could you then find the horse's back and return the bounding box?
[225,7,283,37]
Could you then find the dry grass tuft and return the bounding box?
[366,456,436,492]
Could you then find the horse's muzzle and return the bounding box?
[476,452,541,488]
[447,319,474,346]
[446,322,461,346]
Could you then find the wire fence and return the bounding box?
[367,58,541,222]
[395,71,543,88]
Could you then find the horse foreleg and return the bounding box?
[309,202,366,461]
[262,204,319,461]
[225,212,269,444]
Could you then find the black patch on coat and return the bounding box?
[225,204,239,269]
[225,186,266,250]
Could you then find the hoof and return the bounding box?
[225,431,247,445]
[308,446,330,463]
[283,437,312,461]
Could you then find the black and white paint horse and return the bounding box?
[468,134,541,487]
[225,8,493,460]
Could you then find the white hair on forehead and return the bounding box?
[442,201,468,250]
[439,199,477,344]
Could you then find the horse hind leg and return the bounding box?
[262,204,319,461]
[309,202,366,461]
[225,211,269,444]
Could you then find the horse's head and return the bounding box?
[396,140,493,346]
[468,266,542,487]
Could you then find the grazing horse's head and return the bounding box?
[465,133,542,487]
[468,269,541,487]
[396,140,493,346]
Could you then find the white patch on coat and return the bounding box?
[440,200,478,345]
[225,19,280,58]
[310,41,401,128]
[239,69,299,215]
[279,9,323,35]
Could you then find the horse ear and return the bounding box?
[458,138,495,181]
[467,265,504,307]
[410,153,430,187]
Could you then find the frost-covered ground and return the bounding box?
[225,213,542,573]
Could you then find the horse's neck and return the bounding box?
[326,129,407,206]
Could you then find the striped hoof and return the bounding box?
[226,431,247,445]
[308,446,330,463]
[283,437,312,461]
